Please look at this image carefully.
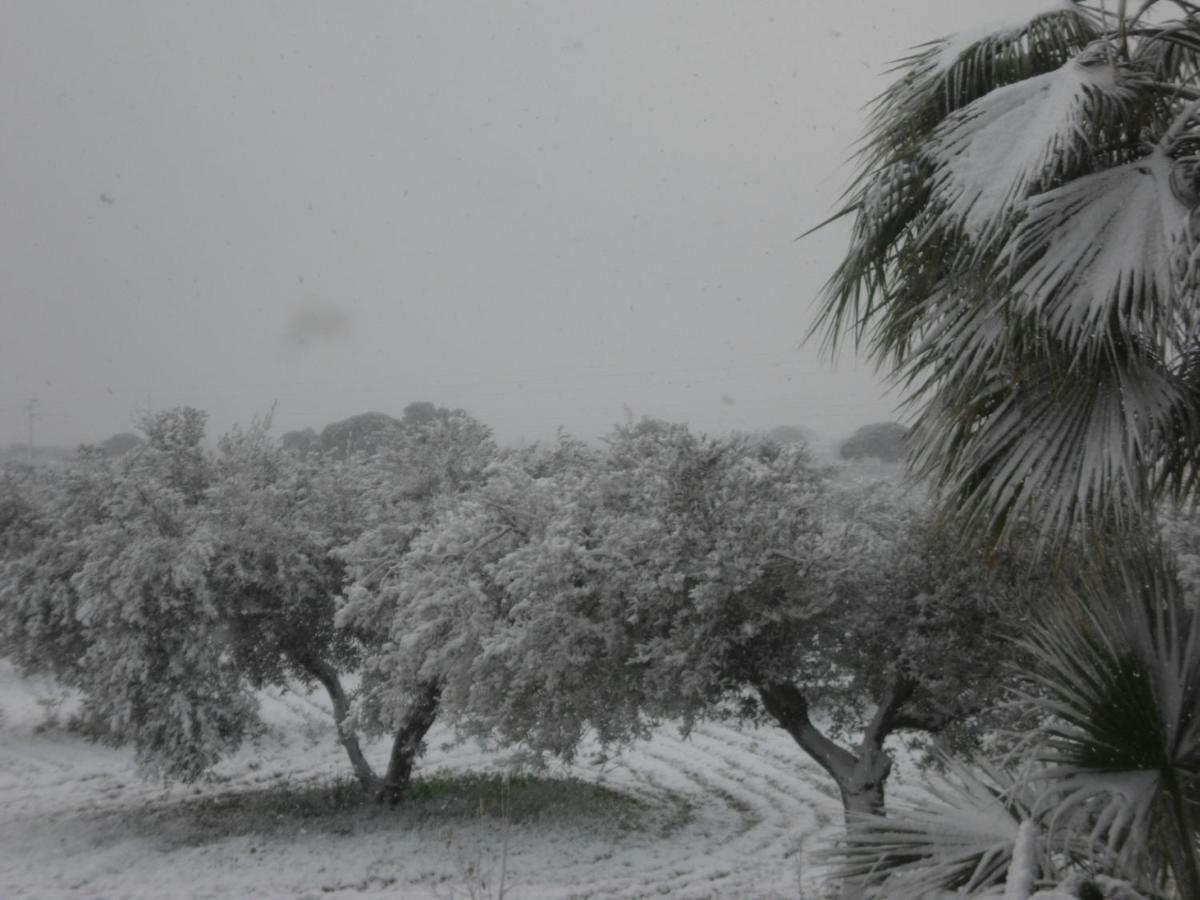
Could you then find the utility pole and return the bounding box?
[24,399,38,463]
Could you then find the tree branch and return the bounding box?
[292,652,379,794]
[892,699,983,734]
[758,682,857,784]
[860,675,916,751]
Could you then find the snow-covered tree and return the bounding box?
[333,408,499,802]
[0,410,253,779]
[813,0,1200,542]
[337,423,824,798]
[790,477,1052,824]
[318,411,403,458]
[838,422,909,463]
[0,460,96,678]
[340,421,1050,826]
[0,404,503,790]
[0,463,47,561]
[201,419,380,791]
[338,433,646,799]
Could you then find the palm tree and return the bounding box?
[813,11,1200,893]
[813,0,1200,543]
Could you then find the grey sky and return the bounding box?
[1,1,1000,448]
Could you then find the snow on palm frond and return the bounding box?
[863,1,1097,170]
[923,0,1086,82]
[925,46,1149,243]
[1004,151,1189,350]
[815,4,1200,542]
[815,2,1098,354]
[827,754,1043,900]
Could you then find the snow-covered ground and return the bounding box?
[0,663,933,899]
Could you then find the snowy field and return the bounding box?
[0,662,945,899]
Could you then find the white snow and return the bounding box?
[928,56,1128,241]
[1009,151,1188,343]
[0,662,924,898]
[929,0,1080,79]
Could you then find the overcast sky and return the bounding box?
[1,1,1006,448]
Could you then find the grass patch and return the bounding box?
[406,770,646,828]
[132,770,655,848]
[186,776,368,821]
[134,776,372,847]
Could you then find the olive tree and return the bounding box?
[0,405,499,793]
[339,421,1050,823]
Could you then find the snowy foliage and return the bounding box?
[203,419,368,689]
[339,422,827,761]
[0,406,1079,820]
[812,478,1047,753]
[0,409,380,781]
[339,420,1052,784]
[1,412,253,779]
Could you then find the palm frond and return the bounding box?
[909,329,1181,542]
[1136,16,1200,84]
[812,2,1099,353]
[1017,551,1200,893]
[811,173,937,354]
[814,3,1200,544]
[827,754,1043,899]
[1156,338,1200,502]
[1004,151,1189,352]
[861,2,1098,176]
[924,45,1152,243]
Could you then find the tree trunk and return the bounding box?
[759,679,915,900]
[294,654,379,795]
[840,743,889,824]
[376,679,441,806]
[758,681,893,820]
[836,744,891,900]
[758,684,875,899]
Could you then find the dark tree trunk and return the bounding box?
[376,679,441,806]
[839,743,890,823]
[758,678,916,900]
[294,654,380,795]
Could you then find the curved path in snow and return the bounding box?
[0,666,852,898]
